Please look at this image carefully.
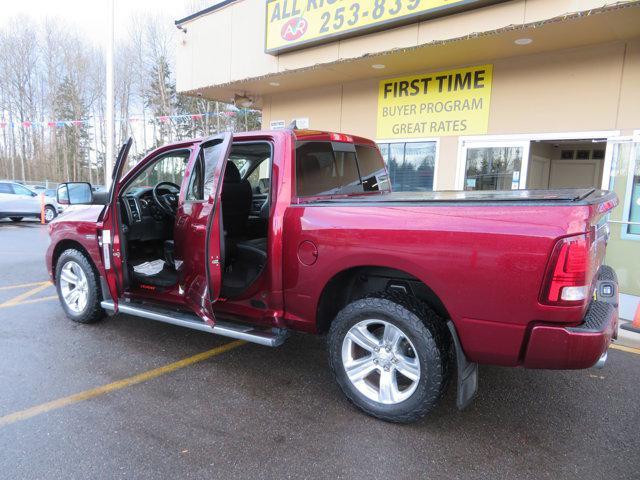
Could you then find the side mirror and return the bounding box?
[57,182,93,205]
[31,191,38,197]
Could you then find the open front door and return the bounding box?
[177,133,233,323]
[100,138,133,312]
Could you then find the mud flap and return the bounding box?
[447,320,478,410]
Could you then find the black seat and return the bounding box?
[221,161,252,237]
[237,237,267,255]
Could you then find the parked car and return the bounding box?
[0,180,61,223]
[46,130,619,423]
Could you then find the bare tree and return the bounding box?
[0,11,259,185]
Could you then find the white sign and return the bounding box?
[270,120,286,130]
[293,117,310,129]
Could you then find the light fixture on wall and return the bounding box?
[234,93,254,108]
[269,81,280,87]
[514,38,533,45]
[372,64,386,69]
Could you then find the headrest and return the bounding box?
[224,161,241,183]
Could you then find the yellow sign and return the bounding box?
[265,0,506,54]
[376,64,493,138]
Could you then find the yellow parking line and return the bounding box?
[0,282,52,307]
[611,343,640,355]
[0,281,50,291]
[0,339,245,428]
[1,295,59,307]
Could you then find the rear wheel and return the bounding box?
[55,249,104,324]
[9,217,23,222]
[328,292,451,423]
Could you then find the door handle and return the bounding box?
[191,224,206,233]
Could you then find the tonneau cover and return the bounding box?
[304,189,616,206]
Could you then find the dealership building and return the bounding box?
[175,0,640,319]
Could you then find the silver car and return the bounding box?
[0,181,61,223]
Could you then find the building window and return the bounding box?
[463,146,524,191]
[626,145,640,236]
[377,141,436,192]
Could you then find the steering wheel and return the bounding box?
[152,181,180,217]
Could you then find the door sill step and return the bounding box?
[100,300,287,347]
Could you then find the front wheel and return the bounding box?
[328,293,451,423]
[55,249,104,324]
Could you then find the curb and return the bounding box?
[616,320,640,349]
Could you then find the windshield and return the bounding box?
[125,151,190,193]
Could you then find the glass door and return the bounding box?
[604,140,640,319]
[457,140,530,191]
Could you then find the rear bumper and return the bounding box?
[523,266,618,369]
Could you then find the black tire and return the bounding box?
[328,292,451,423]
[55,249,105,324]
[44,205,57,223]
[9,217,23,222]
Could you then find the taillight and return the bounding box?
[541,232,594,305]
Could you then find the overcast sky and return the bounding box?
[0,0,202,44]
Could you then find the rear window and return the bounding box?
[355,145,391,192]
[295,141,389,197]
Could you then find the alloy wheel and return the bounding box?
[341,319,421,405]
[45,207,55,222]
[59,260,89,313]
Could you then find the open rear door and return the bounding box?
[180,133,233,323]
[100,138,133,312]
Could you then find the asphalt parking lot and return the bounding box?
[0,218,639,480]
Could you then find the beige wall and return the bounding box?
[261,39,639,190]
[176,0,639,94]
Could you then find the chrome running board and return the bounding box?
[101,300,287,347]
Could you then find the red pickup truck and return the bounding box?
[46,129,619,423]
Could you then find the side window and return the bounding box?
[246,158,271,194]
[203,141,225,198]
[185,138,225,201]
[0,183,13,194]
[12,184,34,196]
[186,154,204,201]
[355,145,390,192]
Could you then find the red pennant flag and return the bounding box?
[72,120,82,126]
[159,116,169,122]
[0,122,6,129]
[191,114,203,120]
[22,121,32,128]
[47,122,57,128]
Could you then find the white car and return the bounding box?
[0,181,61,223]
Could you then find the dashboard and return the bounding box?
[120,187,174,241]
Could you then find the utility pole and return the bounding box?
[105,0,115,188]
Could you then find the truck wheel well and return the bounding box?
[51,240,93,281]
[316,266,451,334]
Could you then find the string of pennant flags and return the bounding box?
[0,110,250,129]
